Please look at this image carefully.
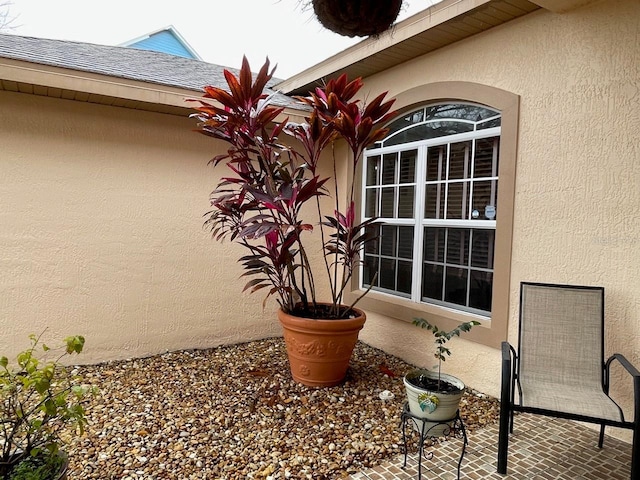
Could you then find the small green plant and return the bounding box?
[0,333,95,479]
[412,318,480,391]
[5,452,65,480]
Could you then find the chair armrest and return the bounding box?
[501,342,514,398]
[606,353,640,378]
[605,353,640,424]
[502,341,513,362]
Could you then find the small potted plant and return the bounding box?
[190,57,395,387]
[403,318,480,435]
[0,333,95,480]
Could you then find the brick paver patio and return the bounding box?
[351,413,632,479]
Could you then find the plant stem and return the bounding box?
[315,195,335,302]
[331,143,340,316]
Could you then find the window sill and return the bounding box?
[347,288,503,349]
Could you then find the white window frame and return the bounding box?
[360,110,500,318]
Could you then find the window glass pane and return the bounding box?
[397,226,414,259]
[380,187,395,217]
[469,270,493,311]
[397,261,412,294]
[380,225,396,257]
[444,266,468,306]
[446,229,470,266]
[399,150,416,183]
[474,137,499,178]
[363,255,379,287]
[448,141,471,180]
[446,182,469,220]
[424,184,444,219]
[425,104,499,122]
[471,229,495,269]
[422,263,443,301]
[426,145,446,181]
[364,225,380,254]
[398,186,414,218]
[471,180,498,220]
[379,258,396,290]
[385,122,473,146]
[382,153,396,184]
[365,188,378,217]
[385,109,424,137]
[424,227,445,263]
[366,156,380,185]
[477,117,501,129]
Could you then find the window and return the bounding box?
[361,103,500,317]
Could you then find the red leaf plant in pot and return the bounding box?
[190,57,395,386]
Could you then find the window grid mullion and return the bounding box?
[469,139,476,220]
[412,145,428,303]
[466,229,474,308]
[436,147,444,218]
[461,143,469,220]
[441,228,449,302]
[376,156,382,216]
[393,152,399,218]
[491,138,498,207]
[444,144,450,220]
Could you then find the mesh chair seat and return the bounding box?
[521,381,623,422]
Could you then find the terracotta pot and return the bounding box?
[278,306,366,387]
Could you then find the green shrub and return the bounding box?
[0,333,95,479]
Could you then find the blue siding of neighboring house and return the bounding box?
[128,31,196,59]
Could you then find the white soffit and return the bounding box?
[275,0,541,95]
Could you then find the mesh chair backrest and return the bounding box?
[519,282,604,389]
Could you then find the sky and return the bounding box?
[4,0,439,78]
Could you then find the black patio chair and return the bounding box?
[497,282,639,479]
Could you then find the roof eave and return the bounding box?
[275,0,541,96]
[0,58,307,120]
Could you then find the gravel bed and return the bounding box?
[66,338,499,479]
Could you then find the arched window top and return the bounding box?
[369,103,501,149]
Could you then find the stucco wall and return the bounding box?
[0,0,637,444]
[0,91,288,363]
[355,0,639,437]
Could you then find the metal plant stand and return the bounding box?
[400,402,468,480]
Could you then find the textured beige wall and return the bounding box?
[0,91,288,363]
[1,0,638,442]
[355,0,639,436]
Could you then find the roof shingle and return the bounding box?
[0,33,298,108]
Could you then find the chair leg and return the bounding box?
[509,409,514,434]
[497,402,510,473]
[498,342,513,474]
[598,424,605,448]
[631,425,639,480]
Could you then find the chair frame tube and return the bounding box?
[497,282,639,479]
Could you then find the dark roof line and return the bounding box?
[0,33,297,108]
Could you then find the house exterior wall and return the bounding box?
[128,31,196,59]
[353,0,639,435]
[0,90,290,363]
[0,0,637,443]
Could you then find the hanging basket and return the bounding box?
[311,0,403,37]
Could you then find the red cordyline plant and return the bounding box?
[190,57,395,319]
